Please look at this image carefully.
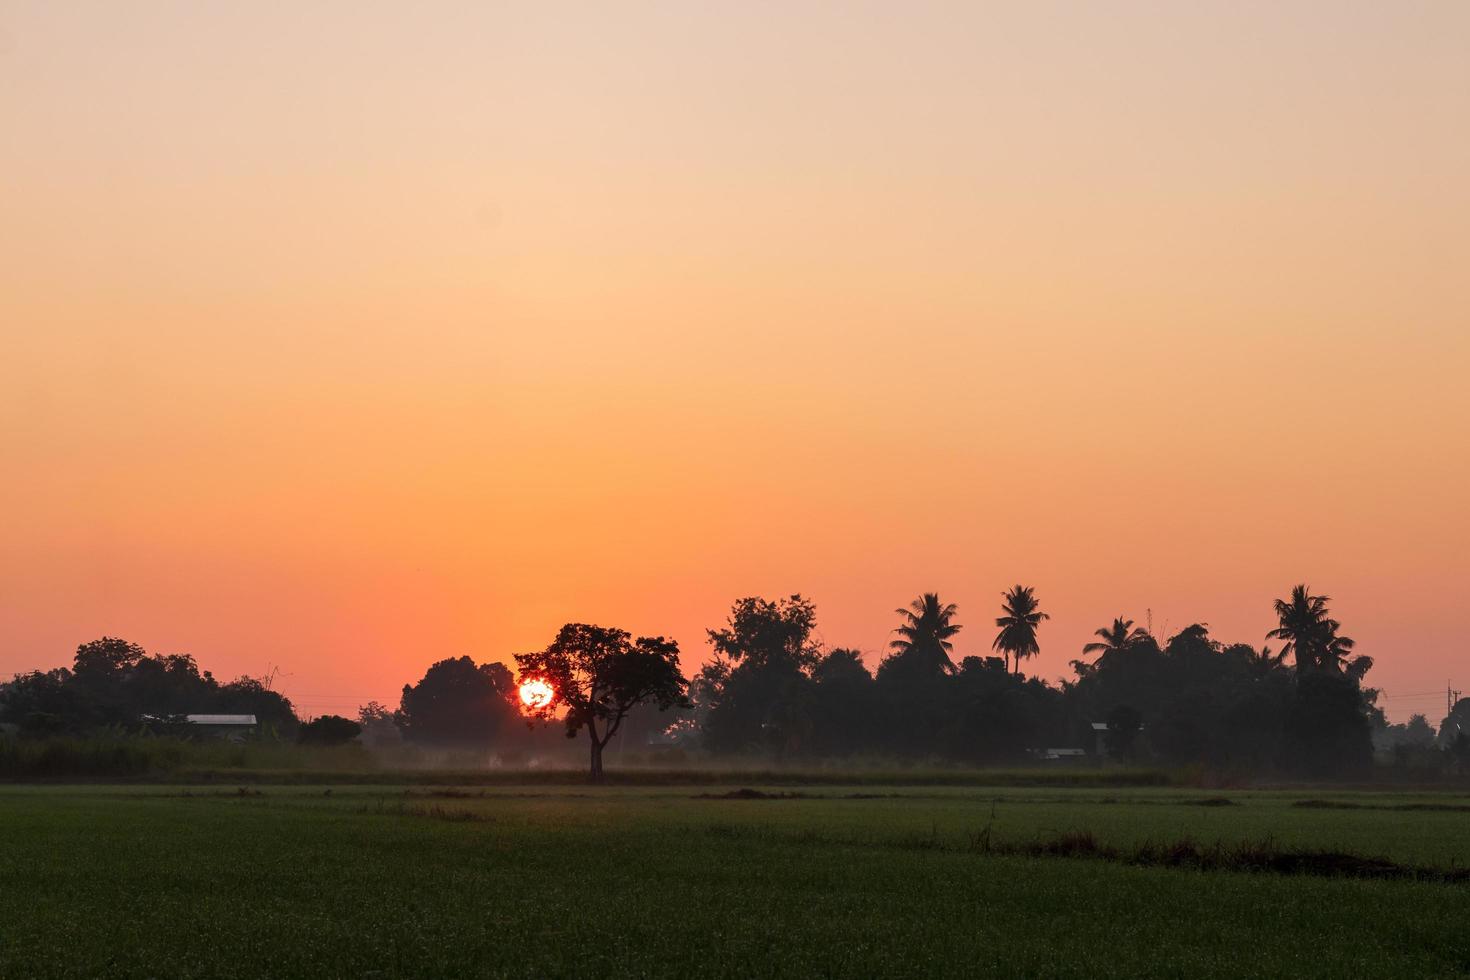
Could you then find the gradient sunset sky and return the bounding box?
[3,2,1467,722]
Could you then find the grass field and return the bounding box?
[2,782,1468,978]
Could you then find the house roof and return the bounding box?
[184,714,257,726]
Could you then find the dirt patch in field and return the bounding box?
[355,799,494,822]
[405,788,486,799]
[693,788,813,800]
[996,831,1469,883]
[692,788,914,801]
[1292,799,1470,813]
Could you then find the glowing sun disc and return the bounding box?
[519,679,554,709]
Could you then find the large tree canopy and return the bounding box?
[699,596,821,756]
[516,624,688,780]
[396,656,519,747]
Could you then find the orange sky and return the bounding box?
[3,2,1467,722]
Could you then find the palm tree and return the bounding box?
[1320,632,1357,673]
[993,585,1048,676]
[1267,584,1351,674]
[1245,644,1288,679]
[1081,617,1148,670]
[888,593,961,675]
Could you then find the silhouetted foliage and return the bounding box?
[1104,705,1143,760]
[700,596,820,756]
[994,586,1047,675]
[807,649,877,757]
[1437,698,1469,746]
[1284,670,1374,777]
[885,594,961,678]
[214,677,298,736]
[707,596,820,673]
[395,656,519,747]
[1449,732,1470,776]
[1377,712,1441,770]
[936,657,1064,764]
[356,701,402,747]
[679,583,1393,776]
[0,669,90,735]
[0,583,1422,780]
[0,638,297,737]
[298,714,362,746]
[1076,618,1150,676]
[516,623,689,780]
[1401,714,1437,746]
[1267,585,1365,678]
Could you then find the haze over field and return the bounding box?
[3,2,1467,719]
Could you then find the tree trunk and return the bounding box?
[589,738,604,783]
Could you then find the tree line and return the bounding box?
[3,584,1467,780]
[679,585,1448,778]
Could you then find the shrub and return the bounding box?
[298,715,363,746]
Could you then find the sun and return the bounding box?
[519,678,554,710]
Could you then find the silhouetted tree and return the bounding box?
[1284,670,1374,777]
[0,669,88,734]
[1326,636,1371,681]
[69,637,149,726]
[707,595,820,673]
[1448,731,1470,776]
[813,648,869,686]
[1079,618,1149,672]
[298,714,361,746]
[72,637,147,679]
[808,649,876,756]
[1263,586,1376,773]
[1440,698,1470,746]
[356,701,403,747]
[1401,713,1437,746]
[516,624,688,781]
[885,594,961,677]
[1268,585,1351,674]
[700,596,820,755]
[396,656,518,747]
[1235,643,1288,679]
[938,656,1066,764]
[1378,712,1440,769]
[128,653,217,718]
[994,585,1047,675]
[214,677,299,737]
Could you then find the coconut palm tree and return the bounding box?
[1244,644,1288,679]
[888,593,961,675]
[1267,584,1349,673]
[1318,631,1372,683]
[993,585,1048,676]
[1081,617,1148,670]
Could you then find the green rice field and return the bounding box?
[2,782,1468,978]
